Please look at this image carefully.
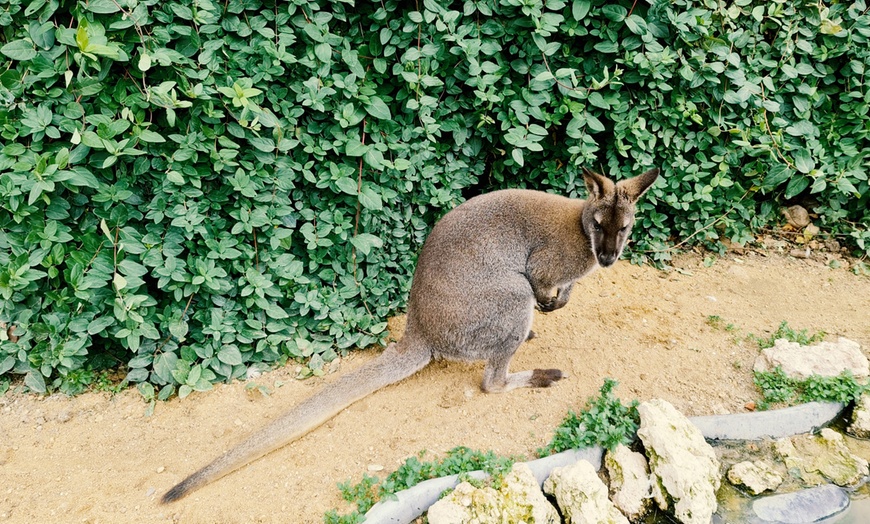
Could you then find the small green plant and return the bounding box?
[750,321,826,350]
[853,261,870,276]
[706,315,738,333]
[705,315,724,328]
[754,366,867,410]
[323,447,517,522]
[753,367,798,408]
[800,373,867,404]
[538,379,639,456]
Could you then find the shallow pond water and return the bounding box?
[641,420,870,524]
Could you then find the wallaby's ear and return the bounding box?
[582,168,611,200]
[618,168,660,202]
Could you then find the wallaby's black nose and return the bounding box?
[598,253,618,267]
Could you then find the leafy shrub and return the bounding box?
[539,378,640,455]
[1,0,869,394]
[754,366,867,409]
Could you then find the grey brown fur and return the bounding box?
[161,167,659,503]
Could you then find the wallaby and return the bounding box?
[161,167,659,503]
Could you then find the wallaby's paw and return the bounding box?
[536,300,557,313]
[526,330,537,341]
[530,368,564,388]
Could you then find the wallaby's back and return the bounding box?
[407,189,592,361]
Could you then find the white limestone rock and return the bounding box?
[604,444,652,520]
[848,392,870,439]
[774,428,869,487]
[543,459,629,524]
[427,462,559,524]
[637,399,721,524]
[726,460,783,495]
[753,337,868,380]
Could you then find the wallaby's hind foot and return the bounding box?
[481,368,565,393]
[481,346,565,393]
[530,368,564,387]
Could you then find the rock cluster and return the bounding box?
[427,463,559,524]
[429,398,719,524]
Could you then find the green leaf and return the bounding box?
[87,316,115,334]
[345,138,369,157]
[793,148,815,174]
[113,272,128,290]
[350,233,383,256]
[85,0,121,13]
[154,353,178,384]
[624,15,648,35]
[785,121,816,137]
[364,97,391,120]
[249,137,275,153]
[1,39,37,61]
[601,5,627,21]
[335,177,358,195]
[218,345,243,366]
[358,185,383,211]
[784,176,809,199]
[138,52,152,71]
[572,0,590,21]
[762,164,792,189]
[593,41,618,54]
[0,356,14,375]
[137,129,165,143]
[314,43,332,63]
[511,148,524,166]
[25,371,46,393]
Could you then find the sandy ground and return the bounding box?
[1,249,869,524]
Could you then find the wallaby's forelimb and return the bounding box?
[161,342,430,503]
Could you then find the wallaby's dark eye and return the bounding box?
[593,223,602,232]
[620,225,629,232]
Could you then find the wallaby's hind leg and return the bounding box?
[481,349,563,393]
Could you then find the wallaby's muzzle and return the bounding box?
[597,252,619,267]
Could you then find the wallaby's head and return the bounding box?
[581,167,660,268]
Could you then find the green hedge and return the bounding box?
[1,0,868,396]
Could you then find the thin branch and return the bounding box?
[352,119,367,283]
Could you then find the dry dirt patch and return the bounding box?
[1,251,868,523]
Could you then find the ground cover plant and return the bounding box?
[1,0,869,394]
[749,321,868,409]
[539,377,640,456]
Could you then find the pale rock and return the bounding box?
[427,463,558,524]
[604,444,652,520]
[783,205,810,229]
[637,398,721,524]
[753,337,868,380]
[726,460,783,495]
[543,459,628,524]
[848,392,870,439]
[774,428,869,487]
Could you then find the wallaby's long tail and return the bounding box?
[161,342,430,503]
